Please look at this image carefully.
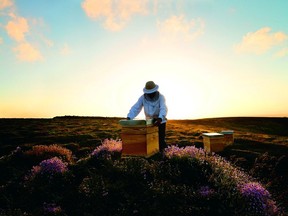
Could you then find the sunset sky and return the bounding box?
[1,0,288,119]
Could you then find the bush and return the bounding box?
[91,138,122,160]
[25,157,68,180]
[163,145,279,216]
[239,182,278,215]
[21,157,72,215]
[24,145,73,164]
[249,153,288,213]
[0,141,282,216]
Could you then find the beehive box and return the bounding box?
[220,130,234,146]
[202,133,225,153]
[119,120,159,157]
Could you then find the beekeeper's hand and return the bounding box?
[154,118,162,126]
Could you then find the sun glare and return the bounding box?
[102,43,226,120]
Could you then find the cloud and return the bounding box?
[1,0,55,63]
[3,12,50,62]
[81,0,148,31]
[0,0,13,10]
[13,42,43,62]
[60,43,72,56]
[41,36,53,47]
[5,15,29,42]
[5,14,43,62]
[234,27,288,55]
[276,47,288,58]
[30,17,54,47]
[157,15,205,42]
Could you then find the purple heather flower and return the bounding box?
[91,139,122,158]
[163,144,278,216]
[30,157,68,178]
[239,182,278,215]
[43,202,62,214]
[164,145,205,159]
[240,182,270,200]
[39,157,68,174]
[184,146,206,158]
[198,186,215,197]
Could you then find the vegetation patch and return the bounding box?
[0,139,282,216]
[0,117,287,215]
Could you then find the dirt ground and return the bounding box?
[1,116,287,157]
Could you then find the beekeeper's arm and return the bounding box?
[127,95,144,120]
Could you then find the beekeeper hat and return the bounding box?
[143,81,159,94]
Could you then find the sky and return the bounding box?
[0,0,288,119]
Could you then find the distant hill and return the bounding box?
[170,117,288,136]
[53,115,123,120]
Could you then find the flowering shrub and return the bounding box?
[43,202,64,215]
[239,182,278,215]
[38,157,68,174]
[164,145,206,159]
[0,139,283,216]
[25,144,73,163]
[164,145,279,215]
[19,157,72,215]
[27,157,68,180]
[91,139,122,159]
[164,146,250,186]
[198,186,215,197]
[206,153,252,191]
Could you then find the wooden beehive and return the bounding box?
[120,124,159,157]
[202,133,225,153]
[220,130,234,146]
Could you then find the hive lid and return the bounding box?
[119,119,153,127]
[202,132,224,137]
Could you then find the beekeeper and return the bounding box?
[127,81,168,151]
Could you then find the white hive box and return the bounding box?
[202,132,225,153]
[220,130,234,146]
[119,120,159,157]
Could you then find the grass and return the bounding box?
[0,116,287,215]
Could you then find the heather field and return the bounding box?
[0,117,287,215]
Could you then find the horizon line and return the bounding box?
[0,115,287,120]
